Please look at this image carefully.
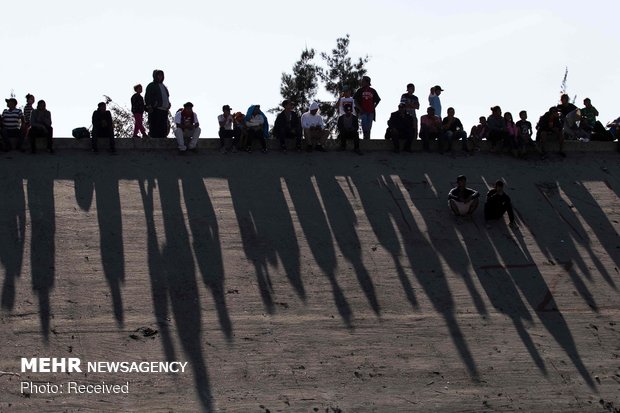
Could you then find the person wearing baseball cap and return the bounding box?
[429,85,444,118]
[218,104,238,153]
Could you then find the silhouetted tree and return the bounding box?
[320,34,369,99]
[272,48,321,115]
[319,34,370,131]
[103,95,136,138]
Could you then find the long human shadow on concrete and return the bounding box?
[74,170,126,326]
[314,173,381,316]
[455,217,547,375]
[181,174,232,340]
[408,175,488,316]
[524,182,599,311]
[228,173,305,314]
[139,176,213,411]
[284,175,353,328]
[352,175,418,309]
[475,217,595,389]
[0,176,25,310]
[383,175,479,378]
[27,176,56,342]
[561,180,618,290]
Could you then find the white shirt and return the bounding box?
[218,114,233,130]
[301,112,324,129]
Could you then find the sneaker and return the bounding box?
[261,148,268,154]
[246,147,252,153]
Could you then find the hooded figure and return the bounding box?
[144,69,171,138]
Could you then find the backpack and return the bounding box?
[72,127,91,139]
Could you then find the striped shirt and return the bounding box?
[2,108,23,130]
[23,104,33,125]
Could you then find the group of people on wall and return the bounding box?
[2,70,618,156]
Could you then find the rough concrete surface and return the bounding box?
[0,147,619,412]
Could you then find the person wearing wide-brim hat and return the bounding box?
[1,98,25,151]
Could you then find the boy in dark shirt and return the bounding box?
[484,180,515,227]
[515,110,533,157]
[131,84,147,138]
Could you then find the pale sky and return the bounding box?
[3,0,619,137]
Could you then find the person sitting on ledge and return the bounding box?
[29,100,54,153]
[469,116,488,151]
[244,104,269,153]
[301,102,329,152]
[419,106,441,152]
[386,102,414,153]
[337,103,361,154]
[535,106,562,159]
[273,99,302,153]
[174,102,201,153]
[448,175,479,218]
[91,102,115,153]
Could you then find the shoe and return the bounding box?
[178,148,187,155]
[261,148,268,154]
[246,147,252,153]
[315,145,326,152]
[280,146,287,153]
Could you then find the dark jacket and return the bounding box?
[337,113,359,134]
[144,70,170,111]
[387,110,414,139]
[131,93,145,114]
[92,110,114,137]
[273,110,302,139]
